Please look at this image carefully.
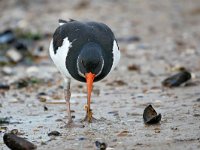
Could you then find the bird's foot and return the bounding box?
[65,119,85,128]
[83,114,97,123]
[82,105,97,123]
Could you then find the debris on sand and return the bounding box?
[48,131,61,136]
[6,49,23,63]
[43,105,48,111]
[95,141,107,150]
[14,77,42,89]
[196,98,200,102]
[162,71,191,88]
[117,36,141,43]
[0,30,15,44]
[0,83,10,90]
[106,80,127,86]
[0,28,47,66]
[117,130,129,137]
[3,133,37,150]
[127,64,140,71]
[143,105,161,124]
[0,117,10,124]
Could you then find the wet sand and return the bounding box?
[0,0,200,149]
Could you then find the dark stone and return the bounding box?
[0,83,10,90]
[0,29,15,44]
[48,131,61,136]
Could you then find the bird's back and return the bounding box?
[49,20,120,82]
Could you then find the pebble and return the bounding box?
[26,66,39,75]
[0,117,10,124]
[2,66,14,75]
[0,30,15,44]
[6,49,22,63]
[48,131,61,136]
[0,83,10,90]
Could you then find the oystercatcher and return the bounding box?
[49,19,120,126]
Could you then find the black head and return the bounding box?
[77,42,104,77]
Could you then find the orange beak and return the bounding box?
[85,72,96,110]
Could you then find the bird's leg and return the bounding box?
[64,78,72,124]
[64,78,83,128]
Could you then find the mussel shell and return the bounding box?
[3,133,36,150]
[143,105,161,124]
[162,71,191,87]
[95,141,107,150]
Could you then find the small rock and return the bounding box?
[0,83,10,90]
[10,129,19,135]
[74,0,90,9]
[14,77,41,89]
[48,131,61,136]
[78,137,86,141]
[154,128,161,133]
[107,80,127,86]
[95,141,107,150]
[128,64,140,71]
[33,46,46,57]
[0,117,10,124]
[0,29,15,44]
[40,141,47,145]
[143,105,161,124]
[3,133,36,150]
[6,49,22,63]
[15,79,29,88]
[37,92,48,102]
[171,127,178,131]
[117,36,141,43]
[43,105,48,111]
[108,111,119,116]
[0,126,8,132]
[26,66,39,75]
[193,114,200,117]
[14,40,28,50]
[196,98,200,102]
[9,98,19,103]
[117,130,129,137]
[2,67,14,75]
[0,56,10,66]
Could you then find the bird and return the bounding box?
[49,19,120,127]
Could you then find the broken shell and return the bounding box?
[162,71,191,87]
[3,133,36,150]
[95,141,107,150]
[143,105,161,124]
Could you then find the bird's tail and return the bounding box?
[58,19,75,26]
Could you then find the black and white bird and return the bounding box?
[49,19,120,126]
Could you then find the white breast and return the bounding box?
[49,37,73,78]
[110,40,120,72]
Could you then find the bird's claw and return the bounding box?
[83,105,97,123]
